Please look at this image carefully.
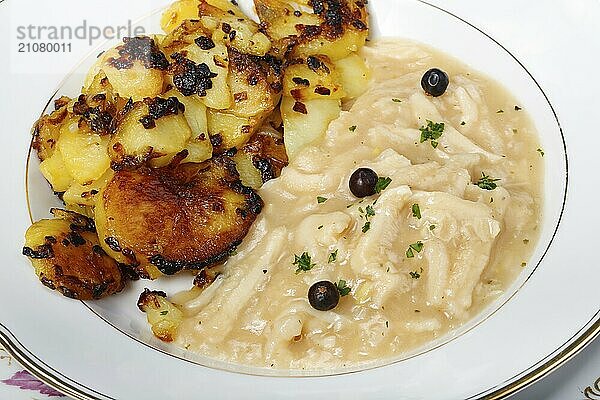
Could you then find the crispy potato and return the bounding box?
[198,1,272,56]
[32,97,71,161]
[283,55,344,101]
[227,48,283,118]
[56,117,112,185]
[281,96,341,158]
[94,155,263,279]
[110,98,192,168]
[207,110,258,151]
[160,0,201,34]
[254,0,368,60]
[23,209,126,300]
[165,41,232,110]
[88,37,169,101]
[39,150,74,193]
[334,53,370,99]
[138,289,184,342]
[62,169,115,209]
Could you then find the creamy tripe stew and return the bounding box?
[171,39,543,369]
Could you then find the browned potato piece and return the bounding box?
[228,48,283,118]
[283,55,344,101]
[254,0,369,60]
[32,97,71,161]
[238,127,288,185]
[22,209,126,300]
[95,155,263,279]
[138,289,184,342]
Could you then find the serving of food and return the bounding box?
[21,0,547,371]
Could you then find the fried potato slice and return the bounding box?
[22,209,126,300]
[95,155,263,278]
[227,47,283,118]
[254,0,369,60]
[84,36,169,101]
[234,126,288,188]
[283,55,344,101]
[138,289,184,342]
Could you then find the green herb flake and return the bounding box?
[409,241,424,253]
[411,203,422,219]
[537,148,545,157]
[475,172,500,190]
[409,271,421,279]
[318,225,323,230]
[365,205,375,219]
[293,252,316,274]
[521,262,527,267]
[349,125,357,132]
[362,221,371,233]
[497,109,504,114]
[317,196,328,204]
[523,239,530,245]
[375,177,392,193]
[460,121,466,126]
[419,120,445,148]
[336,280,351,296]
[392,98,402,103]
[328,249,338,263]
[429,225,436,231]
[512,128,518,134]
[160,310,169,316]
[515,105,522,111]
[406,248,415,258]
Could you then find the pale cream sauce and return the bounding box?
[172,39,543,370]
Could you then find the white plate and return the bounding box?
[1,0,599,399]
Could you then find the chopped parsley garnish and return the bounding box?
[419,120,445,148]
[336,280,351,296]
[406,241,424,258]
[475,172,500,190]
[359,203,376,233]
[521,262,527,267]
[160,310,169,316]
[392,98,402,103]
[429,225,436,231]
[515,105,522,111]
[496,109,504,114]
[349,125,357,132]
[365,205,375,218]
[317,196,328,204]
[328,249,338,263]
[512,128,518,134]
[318,225,323,230]
[293,252,316,274]
[460,121,466,126]
[362,221,371,233]
[411,203,422,219]
[537,148,545,157]
[375,177,392,193]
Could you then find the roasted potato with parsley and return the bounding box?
[22,209,126,300]
[254,0,369,60]
[138,289,184,342]
[94,155,263,279]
